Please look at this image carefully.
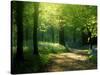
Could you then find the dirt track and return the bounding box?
[46,52,97,72]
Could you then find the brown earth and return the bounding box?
[45,50,97,72]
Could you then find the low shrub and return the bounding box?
[38,42,67,54]
[89,55,97,63]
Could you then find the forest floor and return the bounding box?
[45,49,97,72]
[12,48,97,74]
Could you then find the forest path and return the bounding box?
[46,51,96,72]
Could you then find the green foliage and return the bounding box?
[38,42,67,54]
[12,2,97,73]
[40,54,50,65]
[89,55,97,63]
[12,1,97,48]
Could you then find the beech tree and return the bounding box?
[15,1,24,62]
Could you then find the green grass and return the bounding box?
[12,42,97,73]
[12,42,68,74]
[12,50,48,74]
[89,55,97,64]
[38,42,68,54]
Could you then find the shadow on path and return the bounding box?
[45,51,97,72]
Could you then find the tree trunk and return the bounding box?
[16,1,24,62]
[73,29,76,43]
[25,27,29,41]
[51,27,55,42]
[87,28,92,49]
[41,32,44,41]
[59,25,65,46]
[88,32,92,49]
[33,2,39,55]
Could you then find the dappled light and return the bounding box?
[11,1,97,74]
[38,42,67,54]
[46,52,96,72]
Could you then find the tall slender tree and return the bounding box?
[16,1,24,62]
[59,16,65,46]
[33,2,39,55]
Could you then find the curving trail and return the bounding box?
[46,51,97,72]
